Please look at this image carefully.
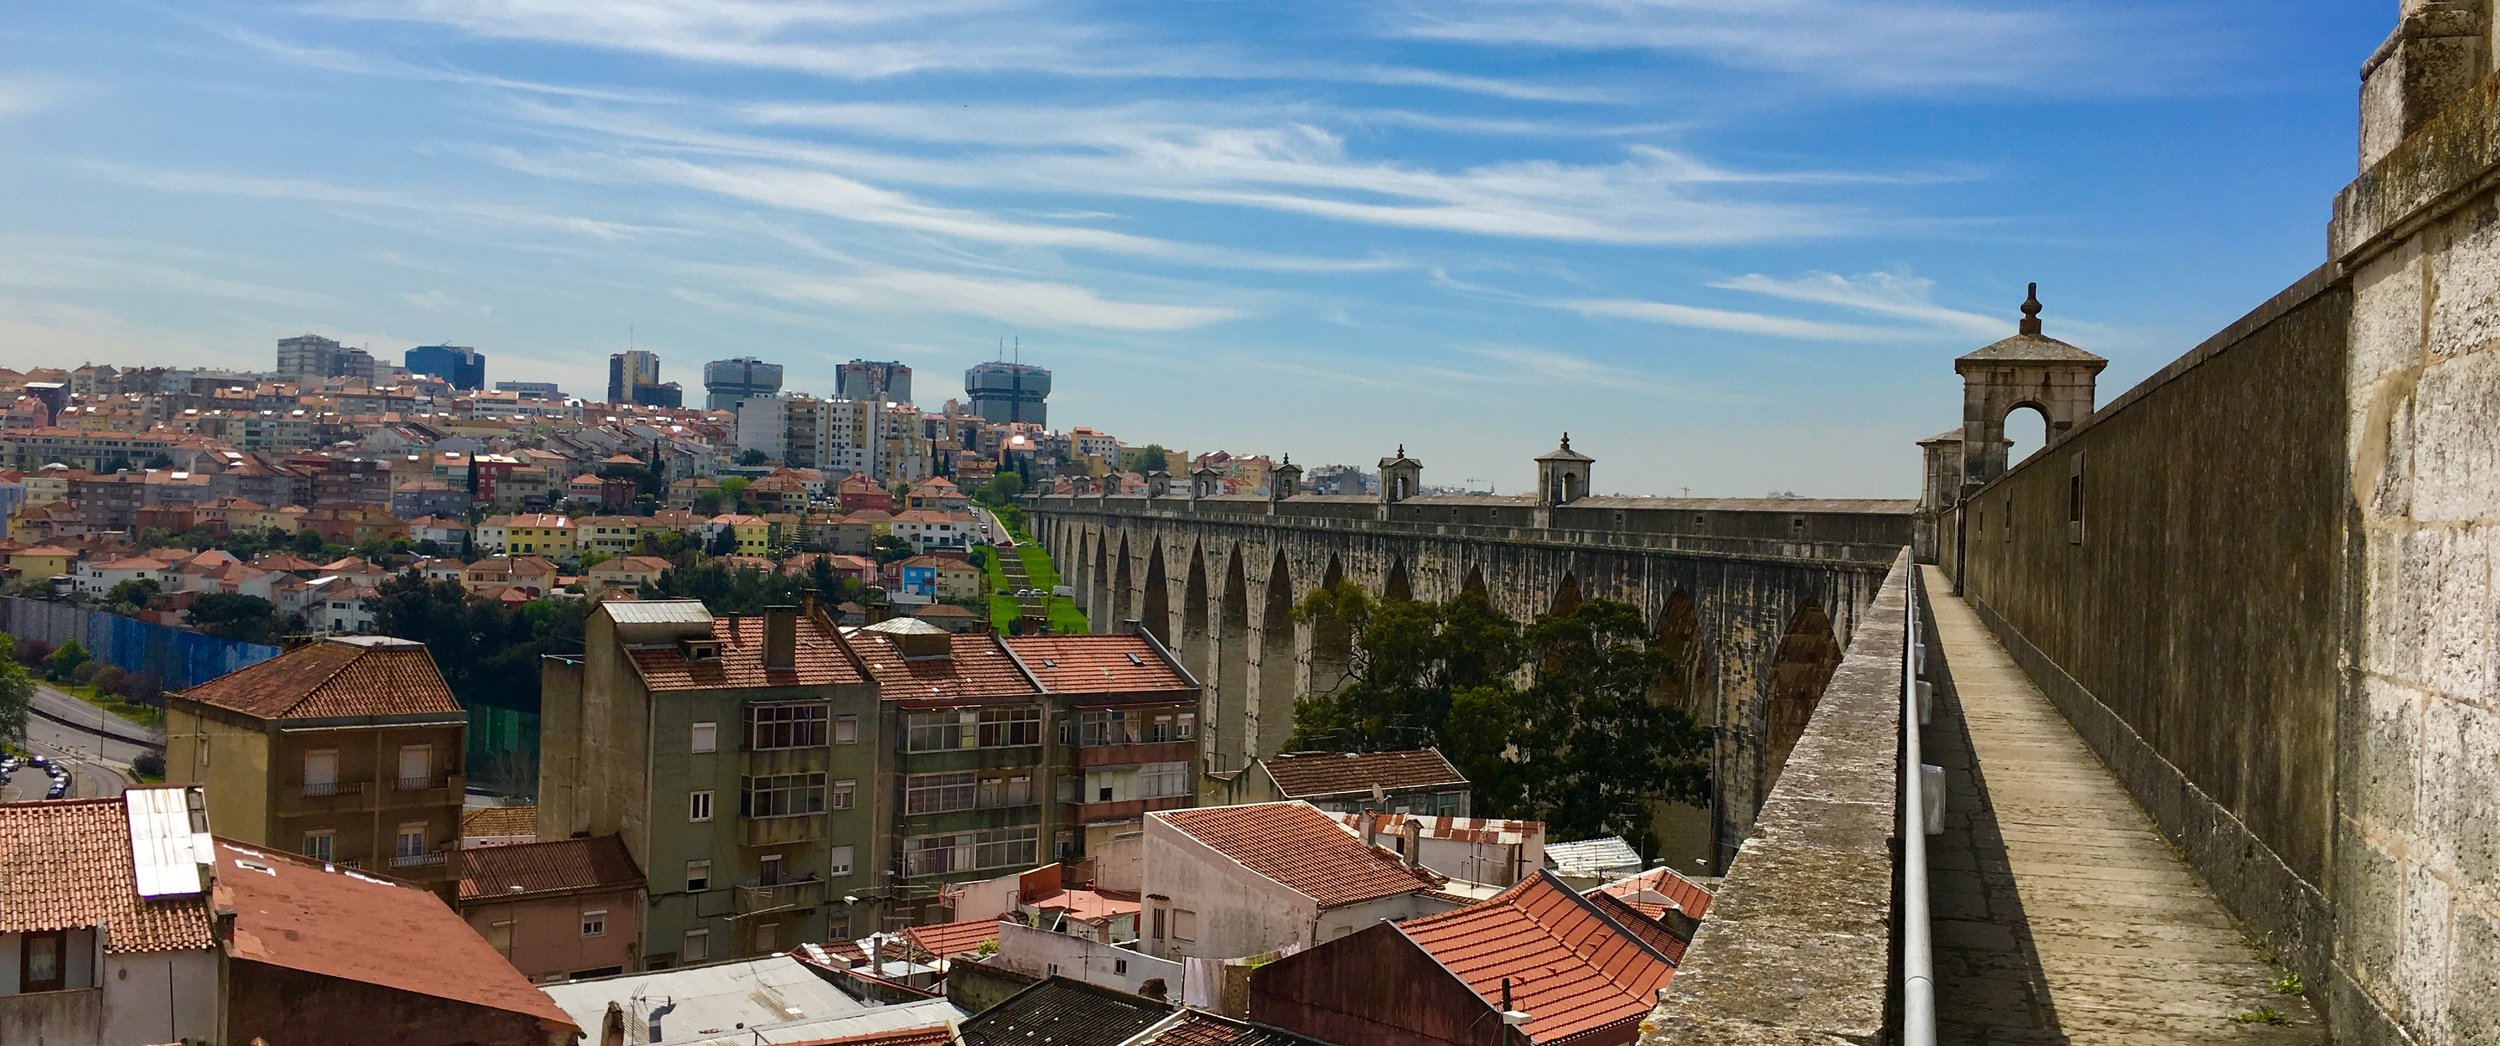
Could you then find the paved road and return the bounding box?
[5,684,159,801]
[1922,566,2321,1044]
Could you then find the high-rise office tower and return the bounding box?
[835,360,912,405]
[702,356,785,411]
[277,334,342,379]
[405,345,487,389]
[608,350,661,405]
[965,361,1051,427]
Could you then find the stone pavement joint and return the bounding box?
[1920,566,2322,1044]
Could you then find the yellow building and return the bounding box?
[7,544,77,580]
[501,513,578,560]
[708,513,772,555]
[166,636,469,894]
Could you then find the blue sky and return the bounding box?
[0,1,2386,497]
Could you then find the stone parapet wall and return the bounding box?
[1641,551,1909,1044]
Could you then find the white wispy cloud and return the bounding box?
[79,161,674,242]
[738,265,1245,332]
[1565,297,1894,340]
[1386,0,2223,94]
[399,289,493,317]
[0,79,63,120]
[217,26,685,103]
[1711,270,2006,335]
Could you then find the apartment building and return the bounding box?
[539,601,886,967]
[1008,633,1200,863]
[165,636,469,893]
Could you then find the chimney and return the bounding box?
[763,605,798,671]
[601,1001,626,1046]
[1403,820,1423,871]
[1358,810,1377,849]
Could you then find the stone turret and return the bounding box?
[1268,455,1302,502]
[1377,445,1422,504]
[1535,434,1593,507]
[1954,285,2104,493]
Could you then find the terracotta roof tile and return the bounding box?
[1593,865,1715,920]
[1583,889,1691,964]
[1153,802,1442,909]
[215,840,579,1034]
[176,637,463,720]
[456,835,642,901]
[1007,635,1194,695]
[1397,872,1675,1045]
[850,630,1039,703]
[1260,749,1467,801]
[628,614,868,691]
[899,915,1008,960]
[786,1027,954,1046]
[1130,1012,1326,1046]
[461,805,538,839]
[0,795,216,954]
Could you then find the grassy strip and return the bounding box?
[54,682,165,727]
[976,531,1088,635]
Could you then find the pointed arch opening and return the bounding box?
[1111,534,1134,627]
[1140,539,1170,644]
[1647,586,1716,874]
[1461,566,1489,602]
[1255,553,1298,759]
[1216,547,1252,771]
[1383,557,1413,603]
[1308,555,1353,696]
[1764,601,1842,795]
[1550,572,1583,618]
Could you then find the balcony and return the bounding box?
[277,779,373,816]
[390,851,448,869]
[1070,794,1191,826]
[736,879,829,915]
[384,774,464,809]
[740,813,827,847]
[1072,739,1197,768]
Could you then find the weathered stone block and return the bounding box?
[2409,348,2500,522]
[2419,693,2500,884]
[2351,237,2427,391]
[2352,675,2426,834]
[2333,832,2405,1002]
[2397,859,2455,1041]
[2445,902,2500,1046]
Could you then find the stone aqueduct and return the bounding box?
[1025,441,1914,867]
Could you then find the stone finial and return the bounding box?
[1560,432,1573,452]
[1396,444,1405,458]
[2020,283,2043,336]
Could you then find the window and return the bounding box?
[682,929,710,963]
[1172,908,1198,941]
[906,710,970,752]
[975,825,1038,870]
[742,773,827,818]
[581,909,608,938]
[760,854,785,885]
[397,744,433,790]
[749,703,829,749]
[829,845,855,877]
[1079,709,1136,746]
[303,749,339,795]
[486,920,514,954]
[1139,761,1190,799]
[2069,452,2086,546]
[691,721,717,754]
[905,771,977,815]
[395,825,426,859]
[687,860,712,892]
[835,714,859,744]
[979,706,1043,747]
[977,773,1034,809]
[21,930,67,993]
[689,789,715,822]
[831,779,857,810]
[302,831,335,863]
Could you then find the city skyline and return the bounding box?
[0,2,2382,496]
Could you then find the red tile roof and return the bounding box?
[1593,865,1715,920]
[628,614,869,691]
[1154,802,1443,909]
[1260,749,1467,801]
[176,636,463,719]
[214,840,579,1035]
[0,795,216,954]
[785,1027,954,1046]
[1397,872,1675,1045]
[1584,889,1691,964]
[456,835,642,902]
[850,630,1039,702]
[1007,635,1195,695]
[899,915,1009,960]
[461,805,538,839]
[1131,1011,1325,1046]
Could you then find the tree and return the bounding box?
[291,529,329,556]
[718,476,752,512]
[1123,445,1170,474]
[871,534,914,565]
[735,449,771,467]
[706,527,739,557]
[966,547,991,572]
[1285,588,1707,857]
[106,577,162,614]
[0,635,31,745]
[46,639,90,683]
[189,593,284,646]
[693,490,726,517]
[975,473,1025,506]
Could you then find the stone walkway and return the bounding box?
[1920,566,2323,1045]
